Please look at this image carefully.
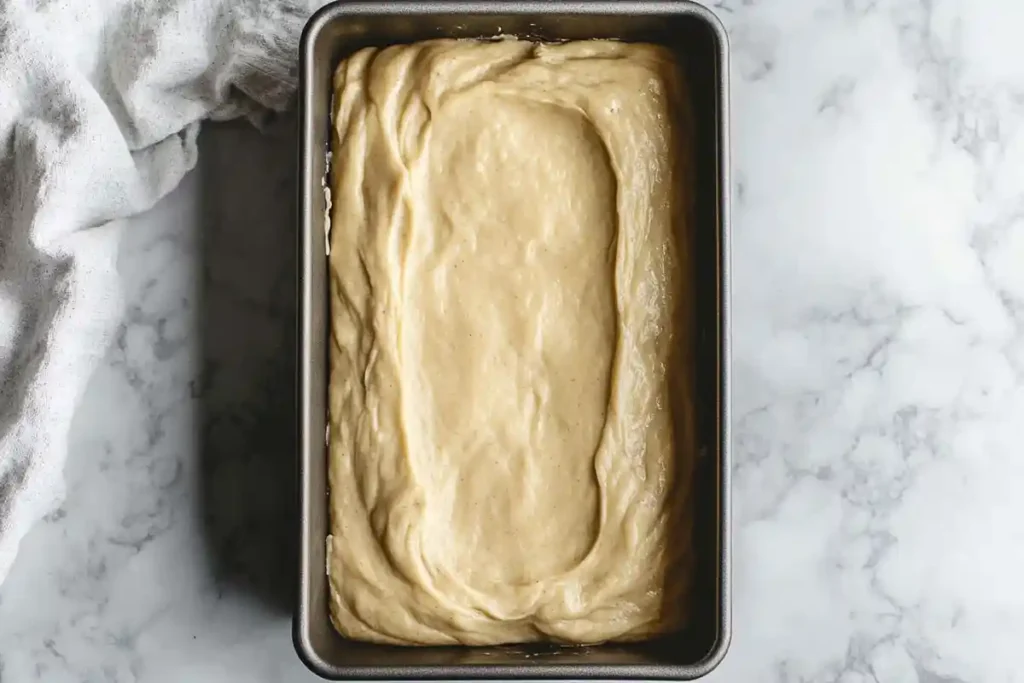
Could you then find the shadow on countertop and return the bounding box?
[198,114,298,615]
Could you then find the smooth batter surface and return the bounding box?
[327,38,694,646]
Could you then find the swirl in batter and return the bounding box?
[328,38,694,646]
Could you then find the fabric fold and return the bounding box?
[0,0,326,584]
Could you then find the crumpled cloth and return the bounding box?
[0,0,324,583]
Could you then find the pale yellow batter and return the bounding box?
[327,38,694,646]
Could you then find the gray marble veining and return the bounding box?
[2,0,1024,681]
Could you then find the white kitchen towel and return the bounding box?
[0,0,325,583]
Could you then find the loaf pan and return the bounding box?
[296,1,730,678]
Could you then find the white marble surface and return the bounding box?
[3,0,1024,680]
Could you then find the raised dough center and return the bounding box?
[401,94,617,586]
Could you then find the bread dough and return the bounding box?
[327,38,693,646]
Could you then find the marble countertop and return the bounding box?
[3,1,1024,681]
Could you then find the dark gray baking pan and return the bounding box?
[296,1,731,679]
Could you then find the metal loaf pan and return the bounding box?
[297,1,730,679]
